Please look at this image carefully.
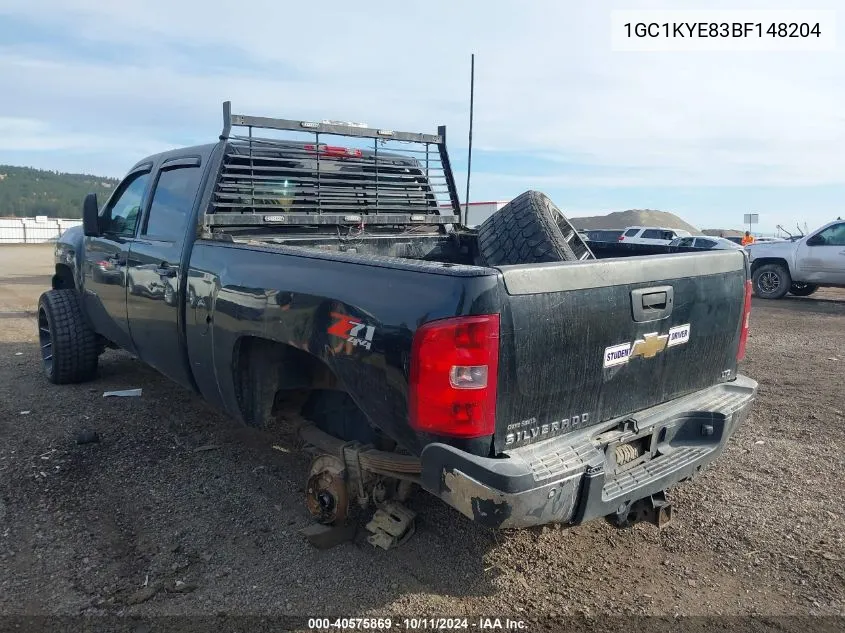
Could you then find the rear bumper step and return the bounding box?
[420,375,757,529]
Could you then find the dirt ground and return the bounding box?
[1,245,843,627]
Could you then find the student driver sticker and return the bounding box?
[603,323,691,368]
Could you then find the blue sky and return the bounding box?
[1,0,843,233]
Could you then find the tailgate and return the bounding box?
[493,250,748,452]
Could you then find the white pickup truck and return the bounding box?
[746,219,845,299]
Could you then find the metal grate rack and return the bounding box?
[206,101,463,228]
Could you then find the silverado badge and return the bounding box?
[603,323,691,368]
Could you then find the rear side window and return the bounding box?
[624,228,640,237]
[641,229,664,239]
[695,238,716,248]
[144,166,203,241]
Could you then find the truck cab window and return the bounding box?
[813,222,845,246]
[105,172,150,237]
[144,166,203,241]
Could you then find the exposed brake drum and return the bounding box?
[305,454,349,525]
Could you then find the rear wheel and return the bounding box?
[37,289,99,384]
[752,263,791,299]
[788,282,818,297]
[476,190,594,266]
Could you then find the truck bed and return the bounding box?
[186,232,749,461]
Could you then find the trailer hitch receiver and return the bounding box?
[609,490,674,529]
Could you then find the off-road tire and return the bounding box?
[752,263,792,300]
[476,190,594,266]
[37,289,99,384]
[788,283,819,297]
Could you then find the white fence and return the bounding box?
[0,217,83,244]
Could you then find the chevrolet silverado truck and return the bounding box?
[746,219,845,299]
[40,102,757,533]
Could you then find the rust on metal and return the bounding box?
[305,454,349,525]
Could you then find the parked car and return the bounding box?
[39,102,756,536]
[746,219,845,298]
[583,229,625,243]
[669,236,744,251]
[618,226,692,245]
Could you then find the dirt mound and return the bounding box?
[571,209,699,233]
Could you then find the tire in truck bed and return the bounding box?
[476,190,594,266]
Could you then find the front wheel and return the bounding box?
[37,289,99,384]
[788,282,819,297]
[752,263,792,300]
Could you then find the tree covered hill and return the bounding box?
[0,165,119,219]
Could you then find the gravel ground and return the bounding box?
[1,245,844,627]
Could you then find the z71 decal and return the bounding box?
[328,312,376,351]
[603,323,691,368]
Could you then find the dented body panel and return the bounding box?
[421,375,757,529]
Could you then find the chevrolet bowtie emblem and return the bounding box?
[629,332,669,359]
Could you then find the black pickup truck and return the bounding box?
[41,103,757,533]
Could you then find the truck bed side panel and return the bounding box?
[185,241,499,454]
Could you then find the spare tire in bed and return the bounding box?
[476,190,594,266]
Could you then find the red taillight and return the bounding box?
[303,143,362,158]
[737,279,752,361]
[409,314,500,438]
[618,235,625,241]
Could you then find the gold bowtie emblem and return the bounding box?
[630,332,669,359]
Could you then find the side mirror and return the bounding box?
[82,193,100,237]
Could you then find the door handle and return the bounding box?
[641,291,667,310]
[156,267,177,278]
[631,286,674,322]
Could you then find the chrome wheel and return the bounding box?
[759,271,780,294]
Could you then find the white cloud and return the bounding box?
[0,0,844,191]
[0,116,176,156]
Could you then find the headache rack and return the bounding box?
[206,101,463,229]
